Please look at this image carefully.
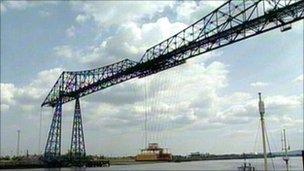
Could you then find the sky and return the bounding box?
[0,1,303,157]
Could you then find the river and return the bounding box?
[3,157,303,170]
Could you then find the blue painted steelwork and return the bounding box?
[41,0,304,161]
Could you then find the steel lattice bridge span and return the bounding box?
[41,0,304,163]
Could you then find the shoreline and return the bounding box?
[1,156,302,169]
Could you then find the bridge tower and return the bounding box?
[44,99,62,160]
[70,98,86,160]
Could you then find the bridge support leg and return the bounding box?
[44,100,62,161]
[70,98,86,162]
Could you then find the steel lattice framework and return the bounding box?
[42,0,304,161]
[70,98,86,160]
[44,100,62,160]
[42,59,138,107]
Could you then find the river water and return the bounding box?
[4,157,303,170]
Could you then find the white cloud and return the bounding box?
[1,83,17,105]
[209,91,303,126]
[65,1,225,66]
[201,1,225,8]
[64,1,225,67]
[1,2,6,13]
[269,115,303,128]
[211,104,253,125]
[57,16,187,67]
[293,74,303,83]
[63,0,231,68]
[75,17,187,66]
[39,10,51,17]
[1,104,10,112]
[32,68,63,89]
[65,26,76,38]
[54,45,75,59]
[4,1,29,10]
[175,1,225,24]
[141,17,187,44]
[250,81,269,88]
[84,58,229,131]
[1,1,57,12]
[176,1,199,22]
[226,130,253,139]
[72,1,174,27]
[265,95,302,109]
[0,68,63,155]
[76,14,91,24]
[222,92,252,105]
[0,68,63,113]
[20,104,35,112]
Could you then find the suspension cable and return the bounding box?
[38,107,43,155]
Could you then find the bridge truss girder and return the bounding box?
[42,0,303,107]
